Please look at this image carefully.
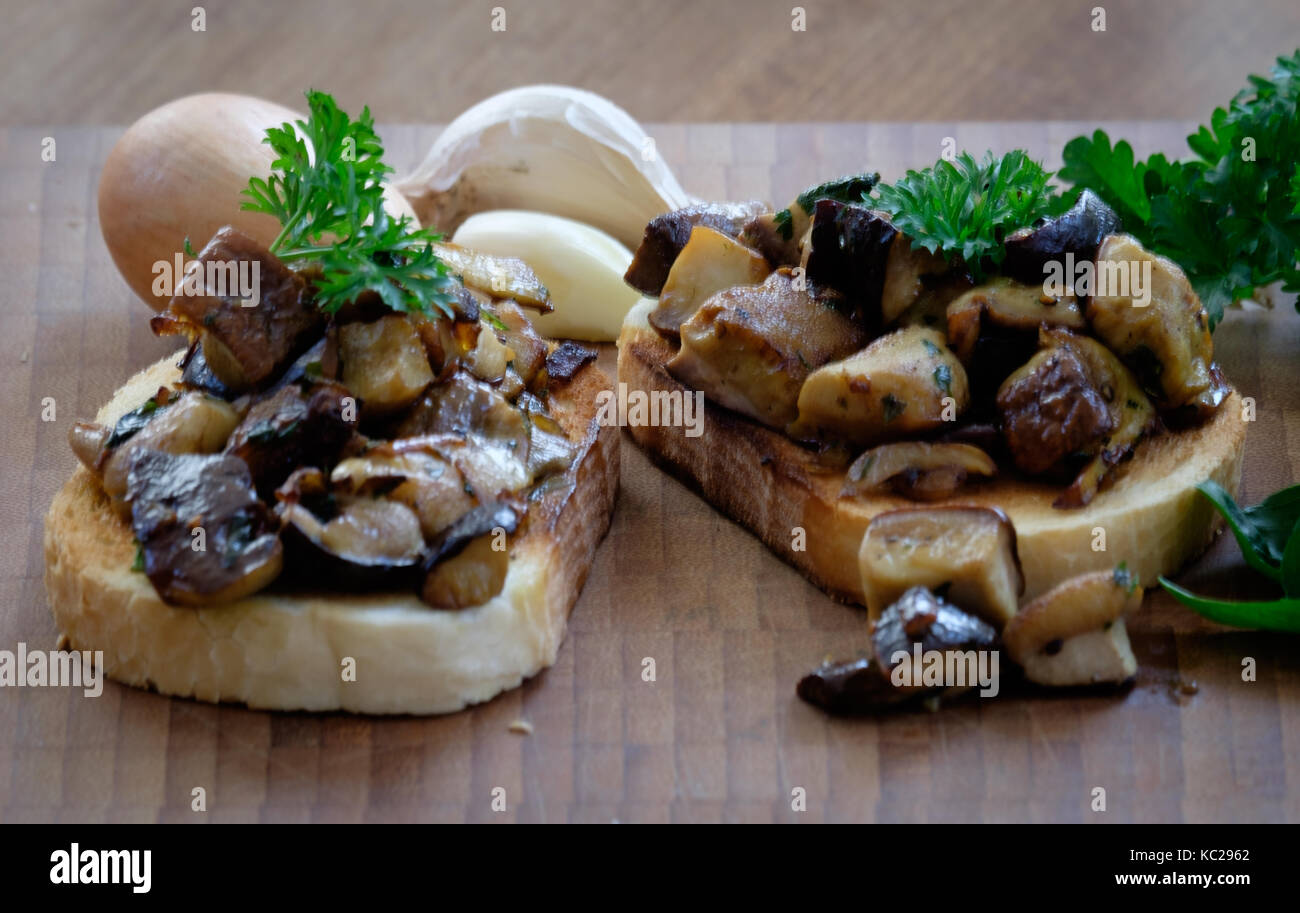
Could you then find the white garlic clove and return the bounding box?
[397,85,693,250]
[452,210,642,342]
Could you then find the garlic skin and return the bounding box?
[452,210,642,341]
[98,93,417,310]
[397,85,692,250]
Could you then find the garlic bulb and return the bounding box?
[452,210,642,341]
[397,85,692,250]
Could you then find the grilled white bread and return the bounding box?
[44,353,618,714]
[618,300,1245,602]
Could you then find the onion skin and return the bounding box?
[98,92,417,310]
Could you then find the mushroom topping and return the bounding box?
[667,269,870,430]
[430,242,553,312]
[1002,566,1142,686]
[422,501,521,609]
[879,233,957,326]
[338,314,436,416]
[649,225,770,339]
[543,341,599,384]
[625,200,769,296]
[277,471,426,589]
[870,586,999,695]
[1001,189,1122,285]
[487,298,549,387]
[101,391,242,504]
[795,656,913,715]
[394,369,530,464]
[945,277,1087,404]
[1087,233,1221,417]
[841,441,996,502]
[224,381,355,496]
[802,200,897,327]
[330,449,476,540]
[788,326,970,448]
[125,449,283,606]
[996,327,1157,508]
[155,226,324,391]
[858,506,1024,627]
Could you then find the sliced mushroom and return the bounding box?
[1002,567,1142,686]
[1087,234,1220,417]
[431,242,552,312]
[488,298,549,387]
[841,441,996,502]
[625,200,769,296]
[649,225,770,339]
[278,490,426,589]
[543,341,598,384]
[394,370,530,459]
[102,392,242,502]
[126,449,282,606]
[422,502,521,609]
[858,506,1024,627]
[870,586,999,696]
[338,315,435,416]
[224,381,354,497]
[330,449,476,540]
[788,326,969,448]
[1002,189,1122,285]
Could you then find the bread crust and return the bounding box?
[44,353,619,714]
[617,301,1245,602]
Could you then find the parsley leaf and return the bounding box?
[866,150,1066,281]
[241,90,456,318]
[1061,49,1300,329]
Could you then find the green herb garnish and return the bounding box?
[131,541,145,572]
[481,309,509,332]
[932,363,952,395]
[773,173,880,241]
[183,236,196,258]
[1060,49,1300,328]
[1158,480,1300,631]
[241,90,456,317]
[882,394,905,423]
[1112,561,1139,594]
[866,150,1067,281]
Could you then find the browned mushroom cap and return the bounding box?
[126,449,282,606]
[1003,567,1142,663]
[841,442,996,502]
[858,506,1024,628]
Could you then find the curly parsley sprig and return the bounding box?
[241,90,456,317]
[865,150,1068,281]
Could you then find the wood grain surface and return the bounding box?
[3,0,1300,125]
[1,121,1297,823]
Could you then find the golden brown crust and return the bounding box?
[617,301,1246,602]
[43,353,619,714]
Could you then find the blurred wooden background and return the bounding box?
[3,0,1299,126]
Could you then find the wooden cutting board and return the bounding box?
[1,122,1297,824]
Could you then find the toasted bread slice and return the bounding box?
[44,353,619,714]
[617,301,1245,602]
